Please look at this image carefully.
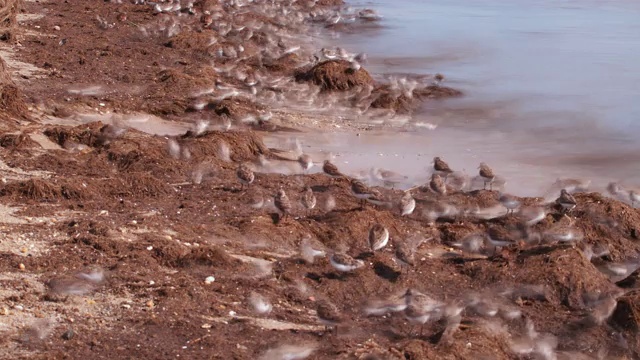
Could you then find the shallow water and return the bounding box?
[304,0,640,196]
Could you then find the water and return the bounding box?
[341,0,640,133]
[299,0,640,196]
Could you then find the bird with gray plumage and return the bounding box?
[452,232,512,256]
[499,193,520,215]
[402,288,445,336]
[542,224,583,244]
[607,182,640,208]
[299,235,326,264]
[518,206,547,226]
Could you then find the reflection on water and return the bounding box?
[268,128,640,197]
[300,0,640,195]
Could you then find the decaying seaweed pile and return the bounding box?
[0,121,639,359]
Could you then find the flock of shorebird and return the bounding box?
[91,1,637,358]
[229,149,640,359]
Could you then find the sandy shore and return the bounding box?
[1,1,640,359]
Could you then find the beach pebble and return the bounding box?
[53,26,61,31]
[122,304,131,309]
[229,310,236,317]
[18,263,25,270]
[201,324,212,329]
[14,305,24,311]
[204,276,215,284]
[146,300,155,308]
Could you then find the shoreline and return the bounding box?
[1,1,640,359]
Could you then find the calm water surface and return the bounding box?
[306,0,640,196]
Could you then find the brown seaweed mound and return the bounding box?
[296,60,375,91]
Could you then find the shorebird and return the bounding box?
[236,163,255,191]
[315,299,344,334]
[606,182,640,207]
[329,252,365,273]
[248,292,272,315]
[395,240,415,269]
[499,193,520,215]
[97,124,127,145]
[323,160,343,181]
[420,199,459,224]
[552,178,591,193]
[433,73,445,86]
[631,190,640,208]
[357,8,382,21]
[368,223,390,252]
[607,182,623,197]
[247,190,265,209]
[452,232,512,256]
[402,289,444,336]
[351,179,377,208]
[399,191,416,216]
[394,236,431,271]
[299,236,326,264]
[486,227,515,249]
[555,189,577,213]
[518,206,547,226]
[298,154,313,173]
[432,157,453,178]
[274,189,292,221]
[370,167,408,188]
[478,162,495,190]
[429,173,447,195]
[301,186,316,211]
[542,224,583,244]
[586,295,619,325]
